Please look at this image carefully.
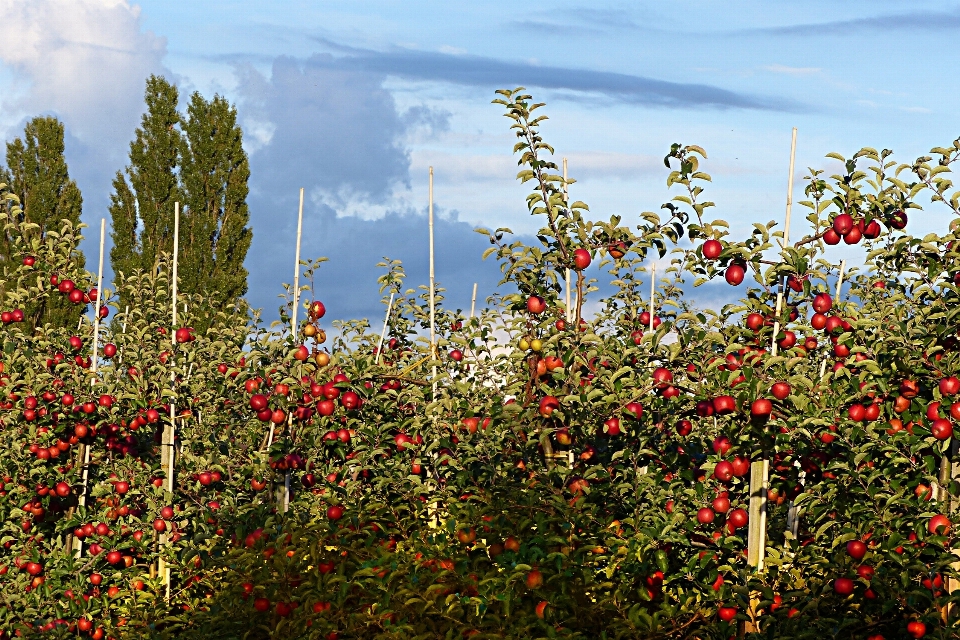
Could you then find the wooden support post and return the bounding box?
[747,459,770,570]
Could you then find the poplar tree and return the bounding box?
[0,116,84,328]
[109,75,182,286]
[179,92,252,309]
[110,76,252,324]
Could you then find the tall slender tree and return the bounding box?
[110,76,252,323]
[0,116,84,328]
[109,75,182,286]
[179,92,252,309]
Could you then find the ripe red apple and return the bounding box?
[702,239,722,260]
[843,224,862,245]
[712,395,736,415]
[771,382,791,400]
[833,213,854,236]
[750,398,772,419]
[327,505,344,521]
[939,376,960,396]
[249,394,268,411]
[603,417,621,436]
[856,565,874,581]
[746,313,764,331]
[731,456,750,477]
[724,264,745,286]
[652,367,673,387]
[862,219,881,239]
[572,248,591,270]
[906,621,926,638]
[526,295,546,315]
[697,508,715,524]
[712,496,730,513]
[812,293,833,314]
[718,606,737,622]
[539,396,560,417]
[525,569,543,589]
[624,402,643,420]
[254,597,270,612]
[846,540,867,560]
[728,509,748,529]
[712,436,731,456]
[848,404,866,422]
[833,577,854,595]
[714,461,734,482]
[928,514,950,535]
[889,210,908,230]
[931,419,953,441]
[823,228,841,244]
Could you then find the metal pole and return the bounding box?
[470,282,478,319]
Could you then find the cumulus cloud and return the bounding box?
[0,0,167,154]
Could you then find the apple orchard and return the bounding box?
[2,88,960,639]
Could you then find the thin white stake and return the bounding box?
[429,167,437,398]
[750,129,797,575]
[649,263,656,333]
[291,188,305,331]
[161,202,180,600]
[376,293,395,365]
[819,260,847,378]
[770,128,798,359]
[470,283,478,319]
[563,158,572,324]
[91,219,105,373]
[284,189,305,512]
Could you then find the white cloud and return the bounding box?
[0,0,167,152]
[762,64,821,76]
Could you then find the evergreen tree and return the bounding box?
[109,75,182,287]
[110,76,252,324]
[179,92,252,309]
[0,116,84,329]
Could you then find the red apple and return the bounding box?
[702,239,722,260]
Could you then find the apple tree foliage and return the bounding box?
[0,89,959,639]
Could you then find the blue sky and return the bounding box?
[1,1,959,322]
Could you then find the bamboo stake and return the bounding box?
[74,220,106,555]
[91,219,106,373]
[818,260,846,379]
[769,128,797,359]
[563,158,572,324]
[376,293,395,365]
[749,129,797,575]
[268,189,304,453]
[291,188,305,331]
[470,283,478,319]
[429,167,437,398]
[161,202,180,600]
[118,305,130,364]
[284,189,305,512]
[649,264,656,333]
